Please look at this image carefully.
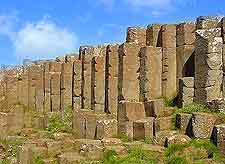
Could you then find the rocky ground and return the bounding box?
[1,102,225,164]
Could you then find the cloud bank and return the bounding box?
[14,18,78,60]
[0,14,78,61]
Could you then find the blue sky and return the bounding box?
[0,0,225,65]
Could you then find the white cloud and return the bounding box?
[0,13,79,62]
[13,18,78,60]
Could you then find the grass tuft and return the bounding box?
[45,106,73,138]
[102,148,157,164]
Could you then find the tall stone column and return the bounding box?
[50,62,62,112]
[146,24,162,47]
[118,42,142,102]
[176,23,196,91]
[195,28,223,105]
[139,46,162,102]
[105,44,119,115]
[73,57,82,110]
[91,46,106,112]
[126,27,146,46]
[61,62,73,110]
[161,24,177,98]
[35,65,45,113]
[44,62,51,113]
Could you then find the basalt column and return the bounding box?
[176,23,196,91]
[146,24,162,47]
[0,80,6,111]
[73,56,82,110]
[80,46,95,110]
[44,62,51,113]
[161,24,177,98]
[5,77,18,111]
[195,27,223,105]
[50,62,62,112]
[139,46,162,102]
[17,68,29,109]
[35,65,45,113]
[126,27,146,46]
[221,17,225,97]
[61,62,74,110]
[27,65,38,111]
[105,44,119,115]
[118,42,142,102]
[27,64,44,112]
[91,46,106,112]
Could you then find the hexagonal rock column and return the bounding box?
[80,46,94,110]
[211,124,225,155]
[161,24,177,98]
[195,28,223,105]
[27,64,45,112]
[91,46,106,112]
[44,62,51,113]
[35,65,45,113]
[178,77,194,107]
[7,105,25,135]
[5,77,18,111]
[139,46,162,102]
[50,72,61,112]
[105,44,119,115]
[197,16,222,29]
[80,46,105,111]
[222,17,225,39]
[222,18,225,98]
[146,24,162,47]
[144,99,165,118]
[133,118,154,140]
[176,22,196,47]
[73,57,82,110]
[118,43,142,102]
[175,113,192,134]
[96,118,117,140]
[126,27,146,46]
[61,62,74,111]
[191,112,218,139]
[72,109,115,139]
[117,101,146,139]
[49,61,62,112]
[176,22,195,90]
[154,116,173,132]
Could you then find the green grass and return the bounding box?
[165,139,225,164]
[45,106,73,138]
[177,103,210,114]
[159,96,177,107]
[143,137,154,144]
[33,156,44,164]
[0,160,11,164]
[101,148,158,164]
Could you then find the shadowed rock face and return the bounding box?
[1,15,225,162]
